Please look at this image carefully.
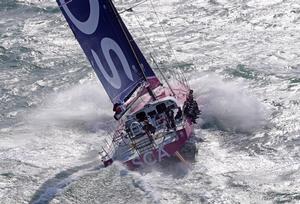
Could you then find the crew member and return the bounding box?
[166,106,176,129]
[175,107,183,122]
[113,102,125,120]
[142,119,156,143]
[183,90,200,123]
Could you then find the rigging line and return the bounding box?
[150,53,176,96]
[125,1,184,84]
[129,8,170,80]
[118,0,149,14]
[131,10,172,63]
[132,11,159,61]
[148,0,182,76]
[149,0,189,87]
[131,9,180,83]
[109,0,156,101]
[121,0,185,85]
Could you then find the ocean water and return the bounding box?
[0,0,300,203]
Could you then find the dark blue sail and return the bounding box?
[56,0,160,104]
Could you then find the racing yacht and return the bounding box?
[56,0,200,169]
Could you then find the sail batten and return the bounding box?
[57,0,160,105]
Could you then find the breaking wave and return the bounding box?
[191,74,268,133]
[29,81,114,132]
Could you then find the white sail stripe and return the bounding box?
[91,49,122,89]
[91,37,135,90]
[60,0,99,35]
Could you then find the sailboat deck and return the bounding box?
[114,125,183,162]
[99,86,191,165]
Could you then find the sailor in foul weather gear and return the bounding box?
[175,107,183,123]
[183,90,200,123]
[166,106,176,130]
[142,119,155,143]
[113,102,126,120]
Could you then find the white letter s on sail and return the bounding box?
[60,0,134,90]
[92,38,133,89]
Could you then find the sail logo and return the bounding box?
[91,38,134,89]
[59,0,100,35]
[132,147,170,166]
[59,0,136,92]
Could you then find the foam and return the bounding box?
[247,0,283,8]
[190,74,268,133]
[29,81,113,132]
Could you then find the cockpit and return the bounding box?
[125,97,183,139]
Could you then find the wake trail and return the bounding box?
[29,160,102,204]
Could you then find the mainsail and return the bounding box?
[57,0,160,104]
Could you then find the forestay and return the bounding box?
[56,0,160,104]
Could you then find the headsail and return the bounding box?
[57,0,160,104]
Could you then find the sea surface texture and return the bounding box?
[1,0,300,203]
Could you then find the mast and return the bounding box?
[108,0,157,101]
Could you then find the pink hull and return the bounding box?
[125,119,194,169]
[101,83,194,169]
